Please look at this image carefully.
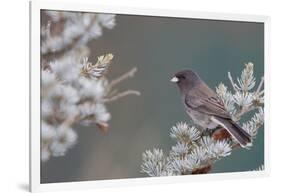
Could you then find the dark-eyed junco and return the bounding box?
[171,69,251,147]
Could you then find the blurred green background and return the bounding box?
[41,14,264,183]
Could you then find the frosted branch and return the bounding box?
[41,11,139,162]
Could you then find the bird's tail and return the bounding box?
[211,117,252,147]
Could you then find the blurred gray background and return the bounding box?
[41,14,264,183]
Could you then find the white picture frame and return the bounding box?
[30,0,270,192]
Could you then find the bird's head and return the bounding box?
[170,69,201,91]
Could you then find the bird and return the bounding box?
[170,69,251,147]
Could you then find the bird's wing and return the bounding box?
[185,82,231,119]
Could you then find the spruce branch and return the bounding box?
[41,11,139,162]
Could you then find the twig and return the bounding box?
[102,90,140,103]
[228,72,239,92]
[258,90,264,96]
[109,67,138,88]
[234,106,258,121]
[255,76,264,95]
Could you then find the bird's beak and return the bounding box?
[170,76,179,83]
